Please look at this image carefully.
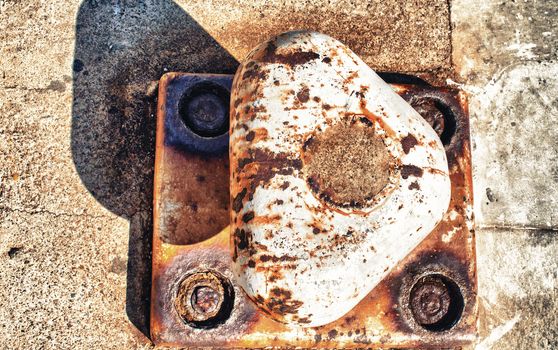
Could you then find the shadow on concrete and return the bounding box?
[71,0,238,337]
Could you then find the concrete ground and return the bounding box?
[0,0,556,349]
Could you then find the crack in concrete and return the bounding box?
[0,206,112,220]
[478,224,558,233]
[1,85,68,93]
[446,0,454,69]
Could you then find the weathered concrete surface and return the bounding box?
[452,0,557,85]
[452,0,558,230]
[0,0,557,348]
[0,210,152,349]
[476,228,558,350]
[182,0,452,74]
[470,62,558,229]
[452,0,558,348]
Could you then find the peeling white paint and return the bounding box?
[442,226,459,243]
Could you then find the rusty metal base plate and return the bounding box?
[151,72,477,348]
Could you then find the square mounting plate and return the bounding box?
[150,72,477,348]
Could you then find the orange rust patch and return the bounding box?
[157,146,229,245]
[345,71,359,84]
[359,100,396,137]
[251,214,282,225]
[425,167,448,176]
[249,127,269,142]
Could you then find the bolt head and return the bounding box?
[409,276,451,326]
[174,272,225,323]
[410,98,445,138]
[184,93,228,136]
[179,82,230,138]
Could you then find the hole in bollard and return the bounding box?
[174,271,234,329]
[179,81,230,138]
[409,274,464,332]
[409,98,456,146]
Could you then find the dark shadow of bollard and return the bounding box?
[71,0,238,337]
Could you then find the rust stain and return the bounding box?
[296,85,310,103]
[358,99,397,137]
[262,287,304,316]
[401,164,424,179]
[231,148,303,218]
[255,40,321,67]
[401,133,419,154]
[252,127,269,142]
[153,73,230,245]
[250,214,282,225]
